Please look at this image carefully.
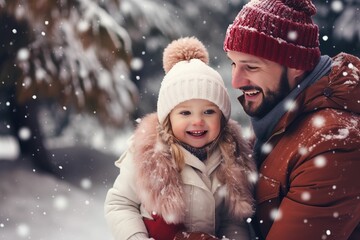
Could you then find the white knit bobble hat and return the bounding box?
[157,37,231,125]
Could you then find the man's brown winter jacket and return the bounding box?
[254,53,360,240]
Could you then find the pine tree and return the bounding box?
[0,0,138,172]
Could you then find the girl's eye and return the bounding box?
[204,109,216,114]
[180,111,191,115]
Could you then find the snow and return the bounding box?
[1,0,359,239]
[0,107,134,240]
[0,146,119,240]
[284,99,297,112]
[260,143,273,154]
[314,155,327,168]
[269,208,282,221]
[322,128,349,140]
[312,116,326,128]
[0,137,19,159]
[301,191,311,201]
[17,48,30,61]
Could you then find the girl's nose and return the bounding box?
[192,115,205,126]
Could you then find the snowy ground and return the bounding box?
[0,144,120,240]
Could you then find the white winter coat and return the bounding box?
[104,113,256,240]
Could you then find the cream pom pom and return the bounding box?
[162,37,209,74]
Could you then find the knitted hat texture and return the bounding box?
[157,37,231,124]
[224,0,321,70]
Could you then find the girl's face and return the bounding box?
[169,99,222,148]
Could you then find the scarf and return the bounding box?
[251,55,333,163]
[180,142,208,161]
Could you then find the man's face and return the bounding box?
[227,51,293,118]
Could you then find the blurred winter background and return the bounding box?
[0,0,359,239]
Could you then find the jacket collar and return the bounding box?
[251,55,332,161]
[131,113,256,224]
[182,145,222,175]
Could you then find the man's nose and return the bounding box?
[232,67,249,89]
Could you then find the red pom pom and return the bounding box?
[162,37,209,74]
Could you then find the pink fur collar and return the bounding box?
[132,113,255,224]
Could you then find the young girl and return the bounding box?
[104,37,257,240]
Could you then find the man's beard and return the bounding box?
[241,68,291,119]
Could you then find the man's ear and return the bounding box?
[288,68,306,88]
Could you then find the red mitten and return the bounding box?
[173,231,220,240]
[143,213,185,240]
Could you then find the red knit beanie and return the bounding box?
[224,0,321,71]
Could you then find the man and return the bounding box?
[223,0,360,239]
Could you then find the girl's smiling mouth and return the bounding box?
[186,130,207,137]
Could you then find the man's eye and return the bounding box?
[247,65,258,70]
[204,109,216,114]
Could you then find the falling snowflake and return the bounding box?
[17,223,30,237]
[269,208,282,221]
[130,57,144,71]
[16,48,30,61]
[77,19,90,32]
[298,146,308,155]
[53,195,69,211]
[261,143,273,154]
[284,99,297,112]
[18,127,31,141]
[287,30,298,41]
[248,171,258,184]
[312,116,326,128]
[331,0,344,12]
[314,155,327,168]
[301,191,311,201]
[241,126,253,140]
[80,178,92,190]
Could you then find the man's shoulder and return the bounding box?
[311,53,360,115]
[291,108,359,147]
[331,52,360,71]
[300,108,357,130]
[332,52,360,62]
